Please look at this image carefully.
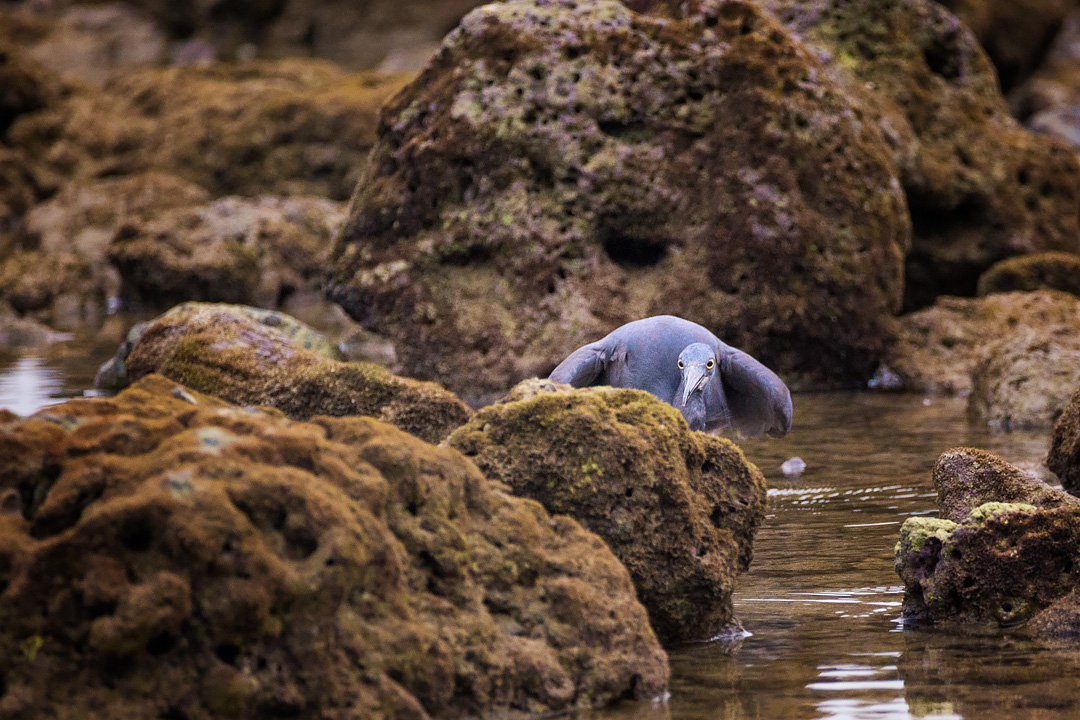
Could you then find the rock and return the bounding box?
[108,195,346,310]
[1,3,167,87]
[764,0,1080,309]
[1049,386,1080,496]
[1029,588,1080,638]
[895,448,1080,628]
[9,59,411,200]
[329,0,911,402]
[977,252,1080,298]
[0,37,62,136]
[932,447,1076,522]
[0,173,209,328]
[446,379,767,643]
[888,290,1080,394]
[0,308,65,348]
[937,0,1079,90]
[102,302,472,443]
[1011,7,1080,147]
[0,374,668,718]
[968,327,1080,430]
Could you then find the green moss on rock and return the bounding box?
[447,378,767,643]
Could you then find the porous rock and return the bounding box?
[9,59,410,200]
[101,302,471,444]
[764,0,1080,309]
[329,0,910,401]
[108,195,346,310]
[1049,386,1080,496]
[887,290,1080,394]
[977,252,1080,298]
[447,379,768,643]
[967,327,1080,430]
[0,374,668,719]
[896,448,1080,629]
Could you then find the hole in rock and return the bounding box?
[215,643,241,666]
[147,632,177,656]
[922,30,963,80]
[120,516,155,552]
[597,120,648,141]
[624,487,634,499]
[284,527,318,561]
[160,708,189,720]
[601,233,668,268]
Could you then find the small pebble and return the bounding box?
[781,457,806,476]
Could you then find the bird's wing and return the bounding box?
[549,342,609,387]
[719,347,793,438]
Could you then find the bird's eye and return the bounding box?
[677,360,684,369]
[706,360,714,370]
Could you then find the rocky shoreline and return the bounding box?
[3,0,1080,716]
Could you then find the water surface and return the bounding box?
[2,345,1078,720]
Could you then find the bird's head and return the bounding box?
[677,342,716,405]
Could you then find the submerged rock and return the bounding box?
[99,302,471,443]
[447,379,767,643]
[895,448,1080,631]
[764,0,1080,310]
[888,290,1080,395]
[977,252,1080,298]
[329,0,910,401]
[9,59,410,200]
[0,374,668,718]
[1049,387,1080,496]
[968,327,1080,430]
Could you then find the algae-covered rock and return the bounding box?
[108,195,346,310]
[896,448,1080,628]
[765,0,1080,309]
[100,302,471,443]
[447,379,767,643]
[887,290,1080,394]
[1049,387,1080,496]
[0,173,209,328]
[968,327,1080,430]
[977,252,1080,298]
[0,374,668,718]
[9,59,410,200]
[329,0,910,401]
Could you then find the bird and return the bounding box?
[549,316,793,437]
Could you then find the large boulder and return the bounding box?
[8,59,410,200]
[99,303,472,444]
[328,0,910,401]
[108,195,346,310]
[967,326,1080,430]
[446,379,767,643]
[0,374,668,718]
[1049,386,1080,496]
[886,290,1080,394]
[895,448,1080,630]
[764,0,1080,309]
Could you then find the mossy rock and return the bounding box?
[1049,387,1080,497]
[977,252,1080,298]
[895,448,1080,628]
[447,379,767,643]
[96,302,471,444]
[0,374,667,718]
[329,0,910,401]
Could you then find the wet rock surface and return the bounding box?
[102,302,471,443]
[0,374,668,718]
[896,448,1080,632]
[447,379,768,644]
[764,0,1080,310]
[329,0,910,400]
[887,290,1080,394]
[1049,387,1080,496]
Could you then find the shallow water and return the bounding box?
[2,345,1078,720]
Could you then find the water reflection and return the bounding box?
[0,356,66,415]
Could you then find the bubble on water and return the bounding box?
[781,456,807,476]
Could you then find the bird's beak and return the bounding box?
[681,366,707,405]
